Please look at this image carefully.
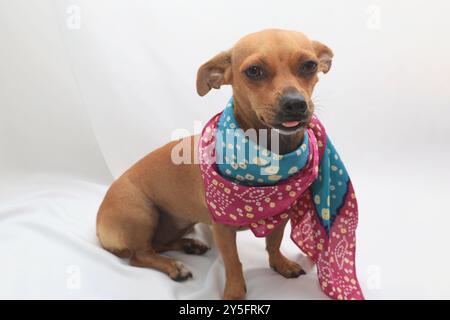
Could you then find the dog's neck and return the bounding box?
[233,96,305,155]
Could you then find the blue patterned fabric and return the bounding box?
[214,97,350,234]
[215,98,309,186]
[310,137,350,233]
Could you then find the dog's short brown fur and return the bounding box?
[97,29,333,299]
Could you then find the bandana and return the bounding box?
[199,99,364,300]
[216,100,310,185]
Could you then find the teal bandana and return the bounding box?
[215,97,350,232]
[215,98,310,186]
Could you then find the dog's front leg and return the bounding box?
[212,222,246,300]
[266,221,305,278]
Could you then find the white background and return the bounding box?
[1,0,450,299]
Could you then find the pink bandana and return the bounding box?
[199,112,364,300]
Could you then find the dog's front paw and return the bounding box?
[223,281,247,300]
[270,255,305,278]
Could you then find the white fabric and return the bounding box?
[1,0,450,299]
[0,177,325,299]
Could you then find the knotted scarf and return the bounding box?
[215,100,311,186]
[199,99,364,300]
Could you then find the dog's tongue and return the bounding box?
[281,121,300,128]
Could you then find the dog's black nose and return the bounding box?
[280,93,308,115]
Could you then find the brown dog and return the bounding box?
[96,29,333,300]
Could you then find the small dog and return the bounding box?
[97,29,333,300]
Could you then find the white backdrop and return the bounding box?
[1,0,450,299]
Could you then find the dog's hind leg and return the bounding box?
[123,206,194,281]
[126,211,195,281]
[97,178,193,281]
[130,248,192,281]
[151,210,209,255]
[154,238,209,255]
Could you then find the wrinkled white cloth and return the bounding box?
[0,176,327,300]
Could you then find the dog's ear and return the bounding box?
[312,41,333,74]
[196,50,232,96]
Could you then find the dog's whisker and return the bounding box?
[314,104,326,111]
[313,104,327,117]
[312,95,335,105]
[313,103,326,111]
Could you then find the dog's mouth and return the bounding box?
[259,113,310,134]
[270,116,311,134]
[274,120,308,131]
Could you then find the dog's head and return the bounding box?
[197,29,333,134]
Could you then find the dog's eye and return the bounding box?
[300,61,318,76]
[245,65,265,80]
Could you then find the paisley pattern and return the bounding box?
[199,111,364,300]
